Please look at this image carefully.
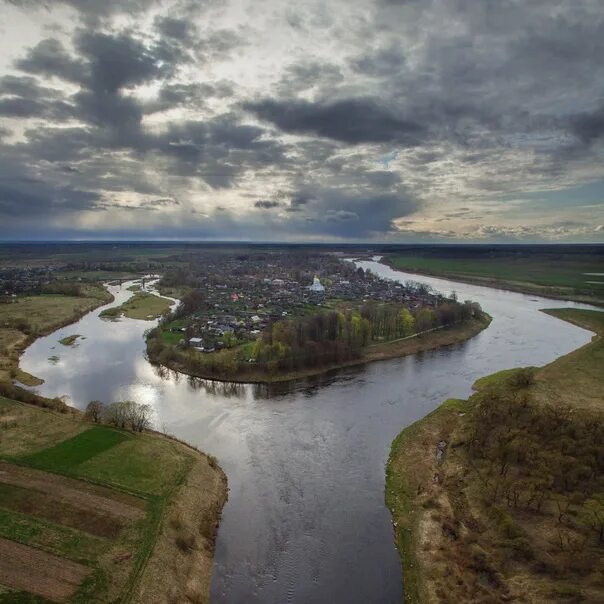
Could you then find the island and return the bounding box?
[145,250,490,383]
[386,308,604,603]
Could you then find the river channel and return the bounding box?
[19,261,597,604]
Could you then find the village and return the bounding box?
[157,252,443,354]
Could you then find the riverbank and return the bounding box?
[149,313,491,384]
[0,284,113,386]
[0,282,228,602]
[0,395,227,603]
[381,255,604,307]
[386,308,604,603]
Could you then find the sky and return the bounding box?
[0,0,603,242]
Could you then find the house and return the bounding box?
[189,337,204,350]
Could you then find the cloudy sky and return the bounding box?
[1,0,603,242]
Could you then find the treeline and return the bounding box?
[147,298,482,378]
[251,299,480,371]
[84,399,152,432]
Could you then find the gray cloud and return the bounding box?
[254,200,282,209]
[245,97,427,145]
[1,0,604,241]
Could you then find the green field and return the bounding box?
[387,253,604,303]
[21,427,131,472]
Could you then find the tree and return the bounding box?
[103,401,129,428]
[85,400,104,423]
[128,402,153,432]
[398,308,415,337]
[415,308,435,332]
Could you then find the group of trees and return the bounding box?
[464,373,604,570]
[358,299,479,340]
[147,295,482,377]
[251,299,481,371]
[85,399,153,432]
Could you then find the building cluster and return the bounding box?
[160,251,442,352]
[0,266,54,297]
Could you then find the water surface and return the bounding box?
[20,261,597,604]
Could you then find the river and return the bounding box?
[19,261,597,604]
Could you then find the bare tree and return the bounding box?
[85,400,104,423]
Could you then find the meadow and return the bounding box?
[386,250,604,304]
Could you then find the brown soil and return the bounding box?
[0,461,146,539]
[0,537,91,602]
[0,460,146,520]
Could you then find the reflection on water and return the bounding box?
[19,264,599,604]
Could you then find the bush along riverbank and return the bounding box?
[386,308,604,603]
[146,303,491,384]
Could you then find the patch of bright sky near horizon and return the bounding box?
[0,0,603,241]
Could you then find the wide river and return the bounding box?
[20,261,597,604]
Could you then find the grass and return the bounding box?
[385,398,467,604]
[0,397,85,457]
[386,308,604,602]
[59,335,80,346]
[76,436,192,496]
[386,253,604,304]
[0,507,108,565]
[0,589,51,603]
[20,427,130,473]
[100,292,172,321]
[12,368,43,387]
[535,308,604,412]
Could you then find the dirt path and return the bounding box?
[0,461,145,521]
[0,537,90,602]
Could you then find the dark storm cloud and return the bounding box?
[76,31,175,92]
[568,104,604,146]
[16,38,85,83]
[283,187,418,238]
[0,75,75,119]
[245,98,426,145]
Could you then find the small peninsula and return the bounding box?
[145,251,489,383]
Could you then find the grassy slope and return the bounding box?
[100,292,172,321]
[0,397,226,603]
[386,308,604,603]
[386,254,604,305]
